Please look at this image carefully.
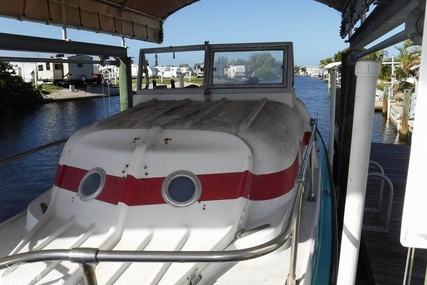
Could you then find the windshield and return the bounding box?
[212,50,284,86]
[136,42,293,93]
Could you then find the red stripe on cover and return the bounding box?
[54,164,126,204]
[119,171,251,206]
[54,155,299,205]
[249,154,299,200]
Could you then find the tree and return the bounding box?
[395,40,420,81]
[320,58,333,67]
[378,62,392,81]
[247,52,282,80]
[0,61,43,110]
[319,48,350,67]
[332,48,350,62]
[391,40,421,97]
[363,49,388,62]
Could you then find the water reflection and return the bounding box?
[0,96,120,222]
[371,110,411,144]
[295,76,330,145]
[295,76,410,146]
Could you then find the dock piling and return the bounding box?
[382,84,389,116]
[401,89,411,137]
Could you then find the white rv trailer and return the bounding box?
[99,64,141,82]
[227,65,246,78]
[37,55,100,85]
[155,65,178,78]
[11,62,37,83]
[193,62,204,77]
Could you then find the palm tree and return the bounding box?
[363,49,388,62]
[390,40,421,100]
[395,40,420,81]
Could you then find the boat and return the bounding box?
[1,0,427,284]
[0,41,336,284]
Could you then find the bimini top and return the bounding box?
[0,1,342,43]
[0,0,406,47]
[0,0,199,43]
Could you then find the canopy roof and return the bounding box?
[0,0,198,43]
[0,0,346,44]
[0,0,420,50]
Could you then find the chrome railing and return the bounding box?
[0,138,68,166]
[0,122,319,285]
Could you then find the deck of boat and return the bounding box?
[361,143,426,285]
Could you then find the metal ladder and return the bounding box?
[363,160,394,232]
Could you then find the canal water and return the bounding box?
[0,76,406,222]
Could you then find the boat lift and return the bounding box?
[331,0,427,283]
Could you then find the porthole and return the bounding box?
[162,170,202,207]
[78,167,106,201]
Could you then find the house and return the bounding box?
[303,66,324,77]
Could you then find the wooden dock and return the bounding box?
[374,99,414,134]
[361,143,426,284]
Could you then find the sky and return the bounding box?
[0,0,401,67]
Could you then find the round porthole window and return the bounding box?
[162,170,202,207]
[78,167,106,201]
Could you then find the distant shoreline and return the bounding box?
[42,85,120,102]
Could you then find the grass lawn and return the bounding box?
[38,84,65,95]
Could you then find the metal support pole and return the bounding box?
[337,60,380,285]
[80,263,98,285]
[62,27,68,41]
[119,57,133,111]
[403,247,415,285]
[351,31,407,61]
[0,32,127,58]
[287,184,304,285]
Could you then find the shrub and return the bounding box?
[0,61,43,110]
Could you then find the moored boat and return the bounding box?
[2,0,427,283]
[0,42,336,284]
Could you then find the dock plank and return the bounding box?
[362,143,426,285]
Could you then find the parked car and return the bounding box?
[92,73,103,84]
